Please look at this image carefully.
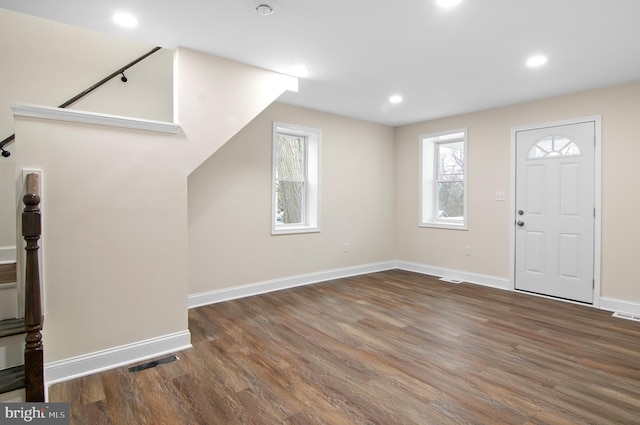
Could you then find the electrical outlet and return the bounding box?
[344,243,350,253]
[495,191,505,201]
[465,246,472,256]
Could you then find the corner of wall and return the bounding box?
[174,46,298,172]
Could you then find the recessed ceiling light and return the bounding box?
[112,12,138,28]
[526,55,548,68]
[256,4,274,16]
[292,65,310,77]
[389,95,403,104]
[437,0,462,8]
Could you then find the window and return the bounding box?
[272,122,321,234]
[420,128,468,229]
[527,135,580,159]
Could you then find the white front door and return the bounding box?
[515,120,595,303]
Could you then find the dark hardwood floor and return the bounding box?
[49,270,640,424]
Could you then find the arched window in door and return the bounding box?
[527,135,581,159]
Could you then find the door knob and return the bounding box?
[517,220,525,227]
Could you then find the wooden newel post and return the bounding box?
[23,173,44,402]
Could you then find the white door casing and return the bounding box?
[511,118,600,304]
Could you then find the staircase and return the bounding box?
[1,50,164,400]
[0,263,25,401]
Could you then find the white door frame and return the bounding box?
[509,116,602,307]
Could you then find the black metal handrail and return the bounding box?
[0,46,162,158]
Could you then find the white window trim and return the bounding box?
[419,128,468,230]
[272,122,321,235]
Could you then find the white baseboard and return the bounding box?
[44,330,192,386]
[188,261,396,308]
[600,297,640,316]
[0,388,25,403]
[187,260,508,309]
[0,246,16,264]
[0,333,25,370]
[395,261,511,290]
[0,286,19,320]
[188,259,640,319]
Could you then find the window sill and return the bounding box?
[272,226,321,235]
[419,222,467,231]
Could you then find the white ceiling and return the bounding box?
[1,0,639,126]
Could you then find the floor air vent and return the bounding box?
[612,312,640,322]
[439,277,462,284]
[128,355,178,373]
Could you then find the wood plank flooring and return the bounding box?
[49,270,640,424]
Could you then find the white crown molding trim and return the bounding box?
[11,102,180,135]
[44,330,191,386]
[600,297,640,316]
[0,246,16,264]
[188,261,396,308]
[395,261,511,291]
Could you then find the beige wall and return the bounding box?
[190,80,640,305]
[15,119,189,362]
[175,47,297,172]
[1,9,177,362]
[6,12,296,363]
[0,9,173,259]
[11,44,296,363]
[0,160,16,249]
[189,102,396,294]
[395,80,640,304]
[0,9,172,133]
